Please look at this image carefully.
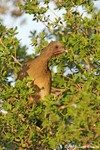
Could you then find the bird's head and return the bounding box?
[47,41,67,55]
[47,41,68,56]
[40,41,68,61]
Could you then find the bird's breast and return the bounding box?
[28,67,51,93]
[34,71,51,100]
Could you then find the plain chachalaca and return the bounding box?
[17,41,66,103]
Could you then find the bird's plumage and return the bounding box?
[17,41,66,103]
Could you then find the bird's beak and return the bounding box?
[61,48,68,53]
[64,49,68,52]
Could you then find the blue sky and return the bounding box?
[3,1,100,54]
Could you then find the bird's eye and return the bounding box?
[55,45,58,49]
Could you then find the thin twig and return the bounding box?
[11,55,22,66]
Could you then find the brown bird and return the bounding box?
[17,41,67,103]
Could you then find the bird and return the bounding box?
[17,41,67,104]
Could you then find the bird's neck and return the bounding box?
[35,54,50,71]
[37,51,52,64]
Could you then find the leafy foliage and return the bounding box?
[0,0,100,149]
